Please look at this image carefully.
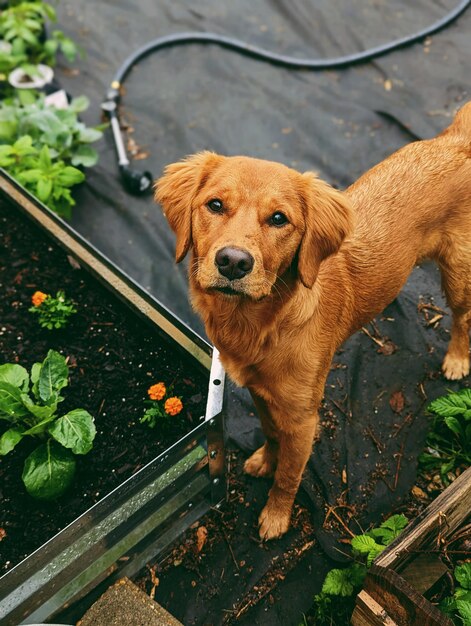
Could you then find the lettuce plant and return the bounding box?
[0,350,96,500]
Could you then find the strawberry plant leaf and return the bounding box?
[455,563,471,591]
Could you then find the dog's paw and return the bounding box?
[442,353,470,380]
[244,445,276,478]
[258,503,291,541]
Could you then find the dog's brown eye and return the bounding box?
[207,199,224,213]
[269,212,288,227]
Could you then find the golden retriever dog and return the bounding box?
[156,102,471,541]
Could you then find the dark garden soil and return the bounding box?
[131,448,434,626]
[0,199,208,573]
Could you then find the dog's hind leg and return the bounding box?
[439,240,471,380]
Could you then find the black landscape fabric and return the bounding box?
[56,0,470,558]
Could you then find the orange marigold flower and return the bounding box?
[164,396,183,416]
[147,382,166,401]
[31,291,48,307]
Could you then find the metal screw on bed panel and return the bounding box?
[213,478,220,486]
[209,419,215,427]
[188,502,193,508]
[210,450,217,459]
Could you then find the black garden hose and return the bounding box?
[101,0,471,194]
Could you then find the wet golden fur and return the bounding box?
[156,103,471,540]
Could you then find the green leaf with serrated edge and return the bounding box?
[49,408,96,455]
[444,415,464,437]
[351,534,380,555]
[439,595,457,616]
[380,514,408,534]
[321,564,366,597]
[456,563,471,591]
[38,350,68,404]
[0,363,29,392]
[0,382,30,420]
[457,388,471,407]
[22,440,76,500]
[456,599,471,626]
[429,393,468,417]
[367,544,385,566]
[0,427,23,455]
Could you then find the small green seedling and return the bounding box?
[306,514,409,625]
[29,289,77,329]
[0,350,96,500]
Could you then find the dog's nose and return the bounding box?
[215,247,254,280]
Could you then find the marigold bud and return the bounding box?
[164,396,183,416]
[31,291,48,307]
[147,382,166,401]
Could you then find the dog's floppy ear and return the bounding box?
[155,151,219,262]
[297,172,353,288]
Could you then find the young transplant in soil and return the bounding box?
[0,349,96,500]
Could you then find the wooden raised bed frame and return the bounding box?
[352,466,471,626]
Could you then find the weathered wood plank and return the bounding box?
[364,565,454,626]
[375,467,471,572]
[351,590,398,626]
[400,553,449,595]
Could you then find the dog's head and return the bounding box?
[156,152,352,299]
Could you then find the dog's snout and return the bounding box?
[215,247,254,280]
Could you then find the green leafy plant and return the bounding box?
[0,139,85,217]
[308,514,409,625]
[420,389,471,485]
[140,381,184,429]
[0,1,78,74]
[439,562,471,625]
[0,93,103,167]
[29,289,77,329]
[0,350,96,500]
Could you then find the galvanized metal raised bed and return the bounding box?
[0,171,226,626]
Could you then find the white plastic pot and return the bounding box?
[8,64,54,89]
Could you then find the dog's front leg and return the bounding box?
[258,413,318,540]
[244,392,279,478]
